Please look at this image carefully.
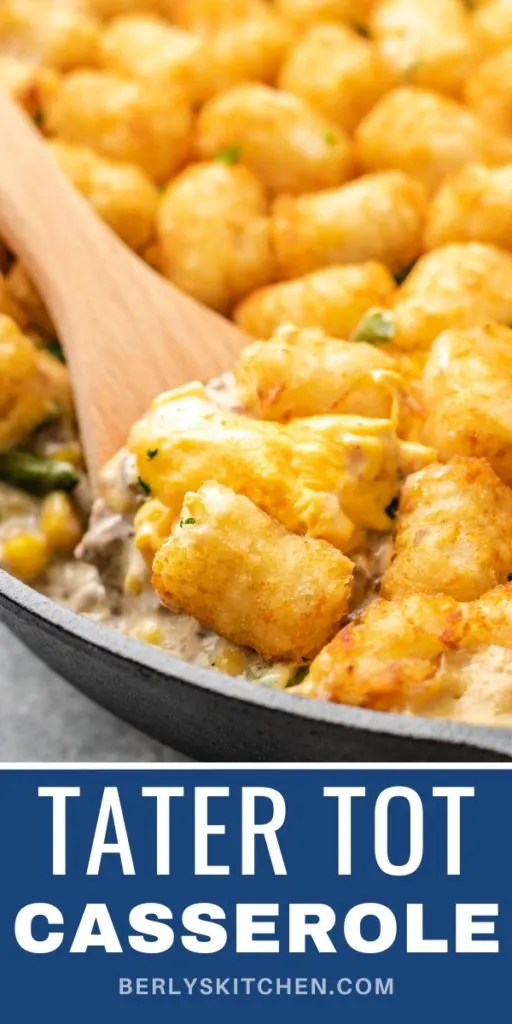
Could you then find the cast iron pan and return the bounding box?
[1,567,512,761]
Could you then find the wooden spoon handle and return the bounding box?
[0,91,161,484]
[0,90,135,307]
[0,91,248,487]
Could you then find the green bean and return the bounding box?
[0,450,79,496]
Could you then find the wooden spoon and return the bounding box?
[0,91,249,490]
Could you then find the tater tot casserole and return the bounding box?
[6,0,512,730]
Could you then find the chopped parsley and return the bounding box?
[33,110,44,128]
[45,339,65,363]
[179,517,196,527]
[216,145,241,166]
[350,309,396,345]
[385,496,399,519]
[287,664,309,687]
[324,130,337,146]
[137,476,151,497]
[146,448,159,460]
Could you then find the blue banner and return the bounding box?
[0,767,509,1022]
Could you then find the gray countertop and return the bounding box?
[0,623,188,762]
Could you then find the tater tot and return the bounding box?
[389,243,512,350]
[466,48,512,137]
[4,264,53,337]
[0,273,26,329]
[422,325,512,485]
[157,162,273,313]
[297,589,512,720]
[0,315,70,451]
[98,14,205,101]
[296,593,467,708]
[278,22,391,134]
[356,87,512,195]
[88,0,166,16]
[382,459,512,602]
[152,482,354,661]
[48,140,158,251]
[196,84,353,196]
[473,0,512,54]
[234,324,401,421]
[0,0,100,71]
[272,171,426,278]
[168,0,263,31]
[46,70,192,183]
[0,57,59,121]
[425,164,512,252]
[275,0,374,31]
[370,0,478,98]
[165,0,293,95]
[198,12,293,98]
[234,262,396,339]
[128,382,414,552]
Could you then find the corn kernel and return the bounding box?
[134,497,177,563]
[214,641,248,677]
[123,565,144,597]
[2,531,49,582]
[40,492,83,553]
[132,620,164,647]
[248,662,301,688]
[49,442,84,468]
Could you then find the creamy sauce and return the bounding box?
[413,647,512,729]
[3,384,510,726]
[0,374,392,688]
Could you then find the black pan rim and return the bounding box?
[2,565,512,757]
